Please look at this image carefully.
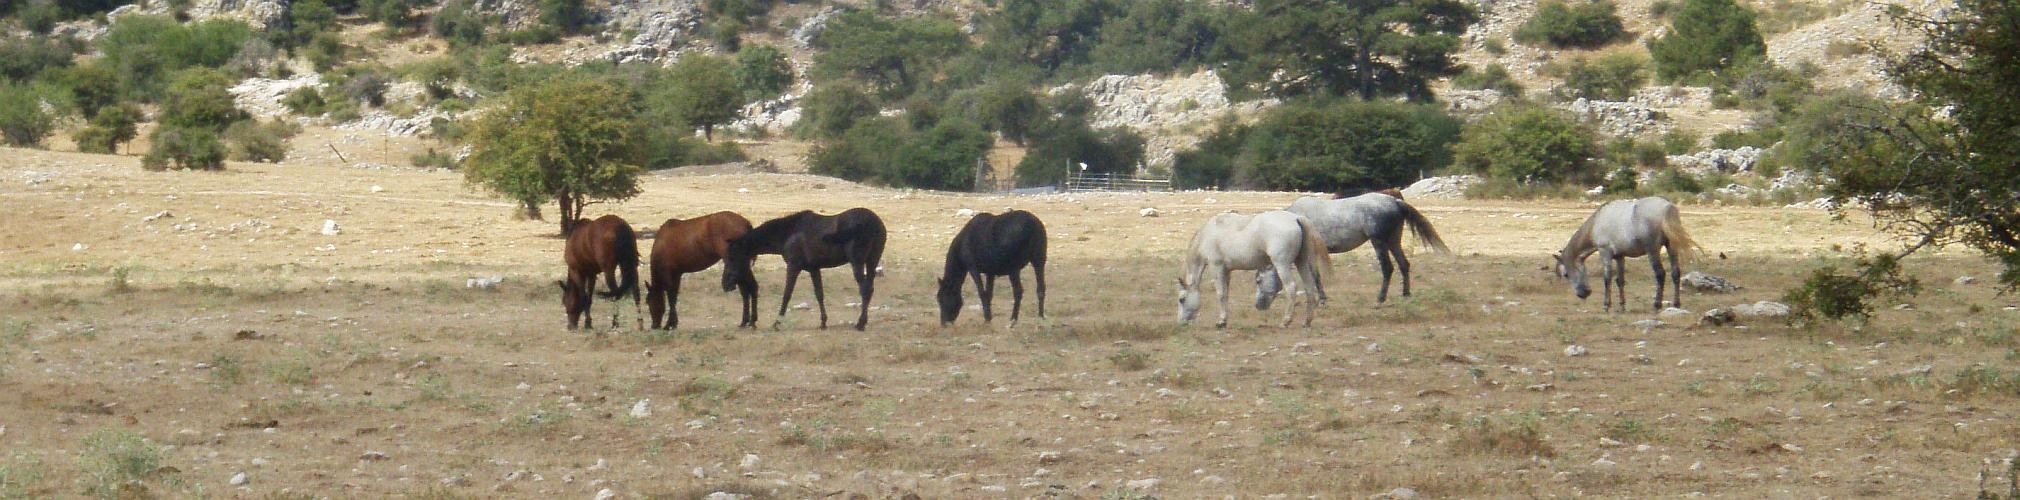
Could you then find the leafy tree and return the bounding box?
[1516,0,1629,48]
[807,116,906,183]
[889,118,992,190]
[733,44,793,103]
[1172,117,1250,189]
[1220,0,1477,101]
[0,84,53,147]
[664,55,741,141]
[978,0,1116,76]
[1230,99,1462,191]
[954,80,1043,145]
[1087,0,1227,76]
[811,10,967,100]
[1555,52,1649,100]
[537,0,591,34]
[793,83,879,140]
[282,0,339,48]
[1452,63,1524,96]
[1452,104,1598,183]
[1013,93,1146,187]
[76,103,141,154]
[146,68,250,170]
[0,35,72,83]
[431,0,489,47]
[1646,0,1765,82]
[463,76,642,235]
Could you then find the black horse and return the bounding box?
[938,210,1048,326]
[722,208,887,330]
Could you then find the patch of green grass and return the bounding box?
[267,357,315,386]
[0,453,46,499]
[1605,418,1656,443]
[75,429,167,499]
[208,353,245,389]
[1453,413,1556,458]
[1108,349,1151,371]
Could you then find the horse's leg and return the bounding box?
[972,271,993,323]
[851,260,873,331]
[1599,252,1614,313]
[775,265,800,329]
[808,268,830,330]
[667,274,683,330]
[1214,265,1232,329]
[1274,262,1304,327]
[1008,271,1025,327]
[1649,251,1666,311]
[1614,256,1629,312]
[740,277,758,328]
[1374,244,1396,304]
[1033,261,1046,319]
[1394,245,1413,299]
[1669,244,1683,309]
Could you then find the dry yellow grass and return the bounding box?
[3,146,2017,498]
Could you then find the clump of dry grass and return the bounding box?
[1108,348,1151,371]
[1452,413,1556,458]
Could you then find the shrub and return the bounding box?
[76,103,141,154]
[794,84,879,140]
[1453,104,1599,183]
[222,38,279,77]
[1171,117,1247,189]
[63,63,120,119]
[953,79,1043,144]
[733,44,793,103]
[98,16,256,98]
[663,55,741,140]
[808,116,907,183]
[1555,52,1648,101]
[537,0,591,33]
[301,31,351,72]
[500,26,562,45]
[1014,95,1148,188]
[1784,253,1918,323]
[0,36,73,83]
[888,118,992,190]
[1661,129,1699,154]
[431,0,489,47]
[1516,1,1630,48]
[281,87,328,116]
[1226,99,1463,192]
[410,147,458,169]
[76,429,168,498]
[1711,127,1781,149]
[1647,0,1766,83]
[281,0,339,48]
[1453,63,1524,96]
[224,120,301,162]
[145,68,247,170]
[329,66,392,107]
[1715,60,1815,113]
[145,127,229,170]
[0,85,54,147]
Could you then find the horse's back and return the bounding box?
[1589,198,1672,256]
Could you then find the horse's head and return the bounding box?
[721,236,753,293]
[1552,252,1591,299]
[1176,278,1202,324]
[1253,270,1283,310]
[936,277,963,326]
[557,280,585,328]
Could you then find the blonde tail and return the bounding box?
[1660,205,1703,260]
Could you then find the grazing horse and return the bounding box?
[938,210,1048,326]
[1258,192,1450,306]
[722,208,887,330]
[646,211,756,330]
[1554,197,1700,312]
[1178,211,1331,328]
[558,215,642,330]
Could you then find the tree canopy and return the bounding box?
[1219,0,1478,101]
[464,76,642,234]
[1646,0,1765,82]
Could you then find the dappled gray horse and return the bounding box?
[1553,197,1700,312]
[1178,211,1331,328]
[1257,193,1450,308]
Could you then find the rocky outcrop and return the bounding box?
[792,7,842,49]
[1056,71,1275,170]
[1667,147,1764,174]
[1443,89,1505,114]
[475,0,543,29]
[728,80,810,136]
[185,0,290,30]
[1629,86,1714,109]
[229,74,323,119]
[1564,98,1670,137]
[602,0,704,63]
[1401,175,1482,199]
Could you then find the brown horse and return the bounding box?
[558,214,642,330]
[646,211,757,330]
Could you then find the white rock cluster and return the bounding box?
[1401,175,1482,199]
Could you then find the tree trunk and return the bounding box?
[557,192,577,236]
[703,124,714,142]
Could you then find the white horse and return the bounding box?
[1258,192,1451,307]
[1554,197,1701,312]
[1178,211,1332,328]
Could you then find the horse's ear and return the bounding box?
[555,280,566,290]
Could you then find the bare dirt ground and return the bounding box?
[3,146,2018,498]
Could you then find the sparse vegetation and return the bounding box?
[1517,0,1631,48]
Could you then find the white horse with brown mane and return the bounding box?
[1553,197,1701,312]
[1178,211,1332,328]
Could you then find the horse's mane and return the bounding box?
[1562,210,1601,259]
[746,210,816,244]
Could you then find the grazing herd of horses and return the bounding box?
[559,191,1700,330]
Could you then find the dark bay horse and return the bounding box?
[558,214,641,330]
[647,211,756,330]
[937,210,1048,326]
[722,208,887,330]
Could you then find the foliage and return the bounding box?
[281,87,328,116]
[810,10,967,101]
[733,44,793,103]
[329,65,393,107]
[301,31,351,72]
[282,0,339,48]
[99,16,256,99]
[361,0,432,29]
[1662,129,1700,154]
[463,76,642,234]
[1713,60,1816,113]
[951,79,1043,144]
[145,69,246,171]
[0,36,72,83]
[807,115,991,191]
[1647,0,1766,83]
[1085,0,1226,76]
[224,120,302,163]
[0,83,53,147]
[431,0,489,47]
[75,103,141,154]
[977,0,1118,77]
[76,429,168,499]
[793,83,879,140]
[808,116,907,184]
[143,127,228,171]
[1555,52,1649,100]
[1516,0,1630,48]
[705,0,777,25]
[664,55,742,140]
[1220,99,1462,192]
[1219,0,1477,101]
[1171,116,1248,189]
[1784,253,1918,322]
[1014,94,1146,187]
[1452,63,1524,96]
[537,0,591,34]
[1453,104,1599,183]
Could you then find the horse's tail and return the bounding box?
[1658,204,1703,260]
[600,224,641,301]
[821,213,884,246]
[1398,201,1451,254]
[1295,217,1332,285]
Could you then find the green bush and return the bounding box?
[1785,253,1918,323]
[1643,167,1704,193]
[63,63,120,119]
[328,65,392,107]
[808,115,990,190]
[0,36,73,83]
[808,116,907,184]
[146,68,247,170]
[1516,1,1630,48]
[1453,104,1599,183]
[301,31,351,72]
[99,16,256,98]
[1085,0,1227,77]
[224,120,301,162]
[144,125,228,170]
[0,84,54,147]
[76,103,141,154]
[733,44,793,103]
[1014,95,1147,187]
[431,0,489,47]
[1555,52,1649,101]
[952,79,1043,145]
[500,26,561,45]
[282,0,339,48]
[1171,117,1247,189]
[1714,60,1815,113]
[794,83,879,140]
[281,87,328,116]
[704,0,777,24]
[1661,129,1699,154]
[1711,127,1781,149]
[810,11,966,101]
[1221,99,1462,192]
[1647,0,1766,83]
[1452,63,1524,96]
[76,429,169,499]
[538,0,592,33]
[663,55,741,140]
[410,147,458,169]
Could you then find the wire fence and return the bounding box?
[1063,171,1173,192]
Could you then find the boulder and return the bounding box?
[1680,271,1739,293]
[1730,301,1792,318]
[1401,175,1481,199]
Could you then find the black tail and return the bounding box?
[599,225,641,300]
[821,214,884,245]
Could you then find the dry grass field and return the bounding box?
[3,146,2019,498]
